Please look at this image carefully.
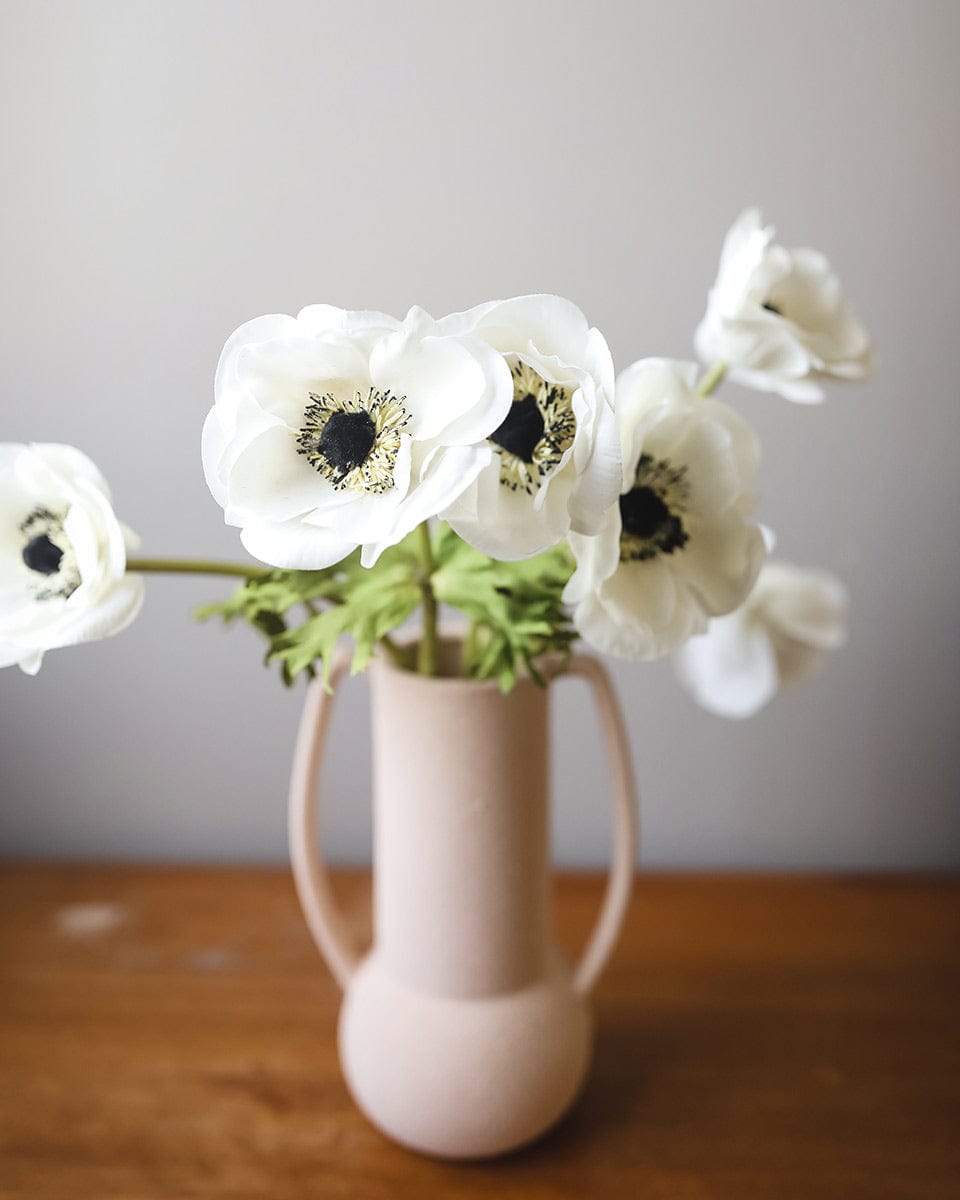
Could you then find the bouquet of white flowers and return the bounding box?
[1,209,868,717]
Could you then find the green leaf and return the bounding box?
[193,523,577,692]
[194,535,423,687]
[270,604,355,686]
[432,527,577,689]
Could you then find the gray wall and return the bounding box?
[1,0,958,869]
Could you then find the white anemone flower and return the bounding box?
[695,208,872,402]
[202,305,514,569]
[437,295,622,559]
[0,444,144,675]
[564,359,765,661]
[674,560,848,718]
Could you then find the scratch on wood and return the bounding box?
[185,947,240,972]
[55,902,127,937]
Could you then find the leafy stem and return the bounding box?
[193,524,574,692]
[416,521,439,677]
[379,633,409,670]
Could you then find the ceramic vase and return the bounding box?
[287,645,637,1159]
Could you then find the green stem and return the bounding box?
[415,522,438,677]
[696,360,727,398]
[126,557,272,580]
[380,633,408,670]
[461,620,477,679]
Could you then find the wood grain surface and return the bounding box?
[1,866,958,1199]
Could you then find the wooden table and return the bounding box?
[1,867,958,1199]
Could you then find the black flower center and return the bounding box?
[619,454,690,562]
[489,393,546,463]
[298,388,409,494]
[18,508,80,600]
[619,488,668,540]
[318,410,377,477]
[22,534,64,576]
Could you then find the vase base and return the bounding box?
[338,950,593,1160]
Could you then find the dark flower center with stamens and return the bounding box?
[318,410,377,477]
[619,462,689,559]
[298,387,408,495]
[489,394,546,463]
[22,534,64,576]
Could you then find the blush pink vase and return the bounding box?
[287,647,637,1159]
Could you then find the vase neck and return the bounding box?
[369,661,552,999]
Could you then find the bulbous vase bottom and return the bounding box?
[338,951,593,1159]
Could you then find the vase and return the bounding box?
[287,643,637,1159]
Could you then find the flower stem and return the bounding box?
[461,620,478,678]
[696,360,727,397]
[126,557,272,580]
[415,522,438,677]
[380,633,408,670]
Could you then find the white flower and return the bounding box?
[564,359,765,661]
[674,560,848,718]
[0,444,144,675]
[437,295,622,559]
[202,305,514,569]
[695,208,872,402]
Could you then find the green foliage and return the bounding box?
[196,538,421,686]
[431,525,576,691]
[270,545,421,684]
[196,562,342,685]
[196,523,578,691]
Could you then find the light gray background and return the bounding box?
[1,0,958,868]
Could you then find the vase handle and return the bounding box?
[563,655,638,997]
[288,650,359,990]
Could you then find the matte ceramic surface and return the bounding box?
[288,647,636,1159]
